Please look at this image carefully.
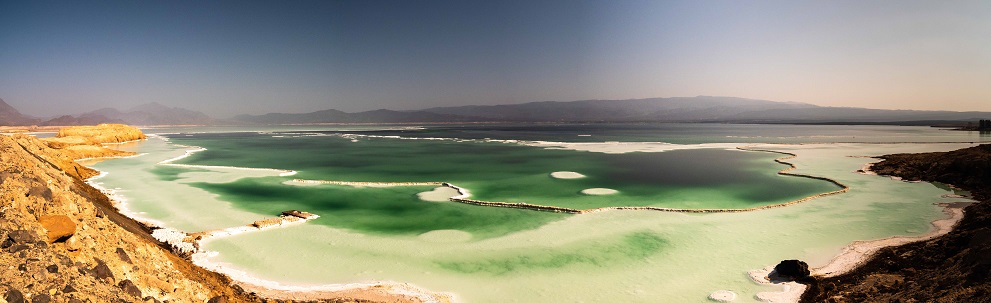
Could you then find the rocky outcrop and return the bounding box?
[774,260,811,281]
[801,144,991,303]
[2,128,431,303]
[54,123,147,144]
[38,215,76,243]
[0,133,223,302]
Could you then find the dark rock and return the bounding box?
[46,264,58,273]
[18,263,28,272]
[27,186,52,201]
[5,288,25,303]
[9,244,29,253]
[9,230,37,244]
[207,296,228,303]
[68,298,82,303]
[62,284,77,293]
[91,260,114,282]
[802,144,991,302]
[118,279,142,297]
[143,296,160,303]
[774,259,811,280]
[31,293,51,303]
[116,247,133,264]
[1,237,13,249]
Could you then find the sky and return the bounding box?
[1,0,989,118]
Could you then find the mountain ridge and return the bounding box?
[2,96,989,126]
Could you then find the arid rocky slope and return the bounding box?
[801,144,991,303]
[2,125,427,303]
[0,132,226,302]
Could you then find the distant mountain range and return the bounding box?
[0,99,212,126]
[232,108,477,124]
[2,96,990,126]
[234,96,991,125]
[0,98,39,126]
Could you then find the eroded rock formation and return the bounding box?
[801,144,991,303]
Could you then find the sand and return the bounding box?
[749,203,968,303]
[708,290,737,302]
[812,205,965,278]
[418,187,461,202]
[580,188,618,195]
[550,171,586,179]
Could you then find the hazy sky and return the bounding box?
[1,0,989,117]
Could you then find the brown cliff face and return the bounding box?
[54,124,147,144]
[2,128,421,303]
[0,133,222,302]
[801,144,991,303]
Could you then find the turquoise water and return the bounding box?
[86,124,983,302]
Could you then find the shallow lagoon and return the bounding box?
[88,124,983,302]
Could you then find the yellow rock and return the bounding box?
[38,215,76,243]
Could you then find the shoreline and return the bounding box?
[86,134,450,302]
[750,156,973,303]
[88,133,973,302]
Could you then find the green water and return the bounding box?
[161,132,838,237]
[85,124,983,302]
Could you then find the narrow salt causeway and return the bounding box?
[155,210,320,255]
[581,188,618,195]
[417,186,461,202]
[551,171,585,179]
[285,179,444,188]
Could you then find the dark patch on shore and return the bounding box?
[801,144,991,302]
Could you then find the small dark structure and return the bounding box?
[980,119,991,131]
[773,259,811,282]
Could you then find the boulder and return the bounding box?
[65,236,82,251]
[31,293,51,303]
[38,215,76,243]
[5,288,25,303]
[91,260,115,282]
[207,296,228,303]
[118,279,142,297]
[8,230,38,244]
[774,259,811,280]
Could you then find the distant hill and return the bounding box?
[0,98,40,126]
[40,115,125,126]
[420,96,991,123]
[76,103,212,125]
[3,96,989,126]
[233,108,479,124]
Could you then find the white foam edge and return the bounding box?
[85,168,168,228]
[191,228,454,303]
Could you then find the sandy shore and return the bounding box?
[751,204,966,303]
[580,188,618,195]
[85,136,453,303]
[748,153,971,303]
[813,204,965,278]
[550,171,585,179]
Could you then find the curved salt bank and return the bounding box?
[551,171,585,179]
[708,290,737,302]
[581,188,618,195]
[417,186,461,202]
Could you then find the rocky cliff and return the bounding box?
[2,126,428,303]
[0,132,229,302]
[801,144,991,302]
